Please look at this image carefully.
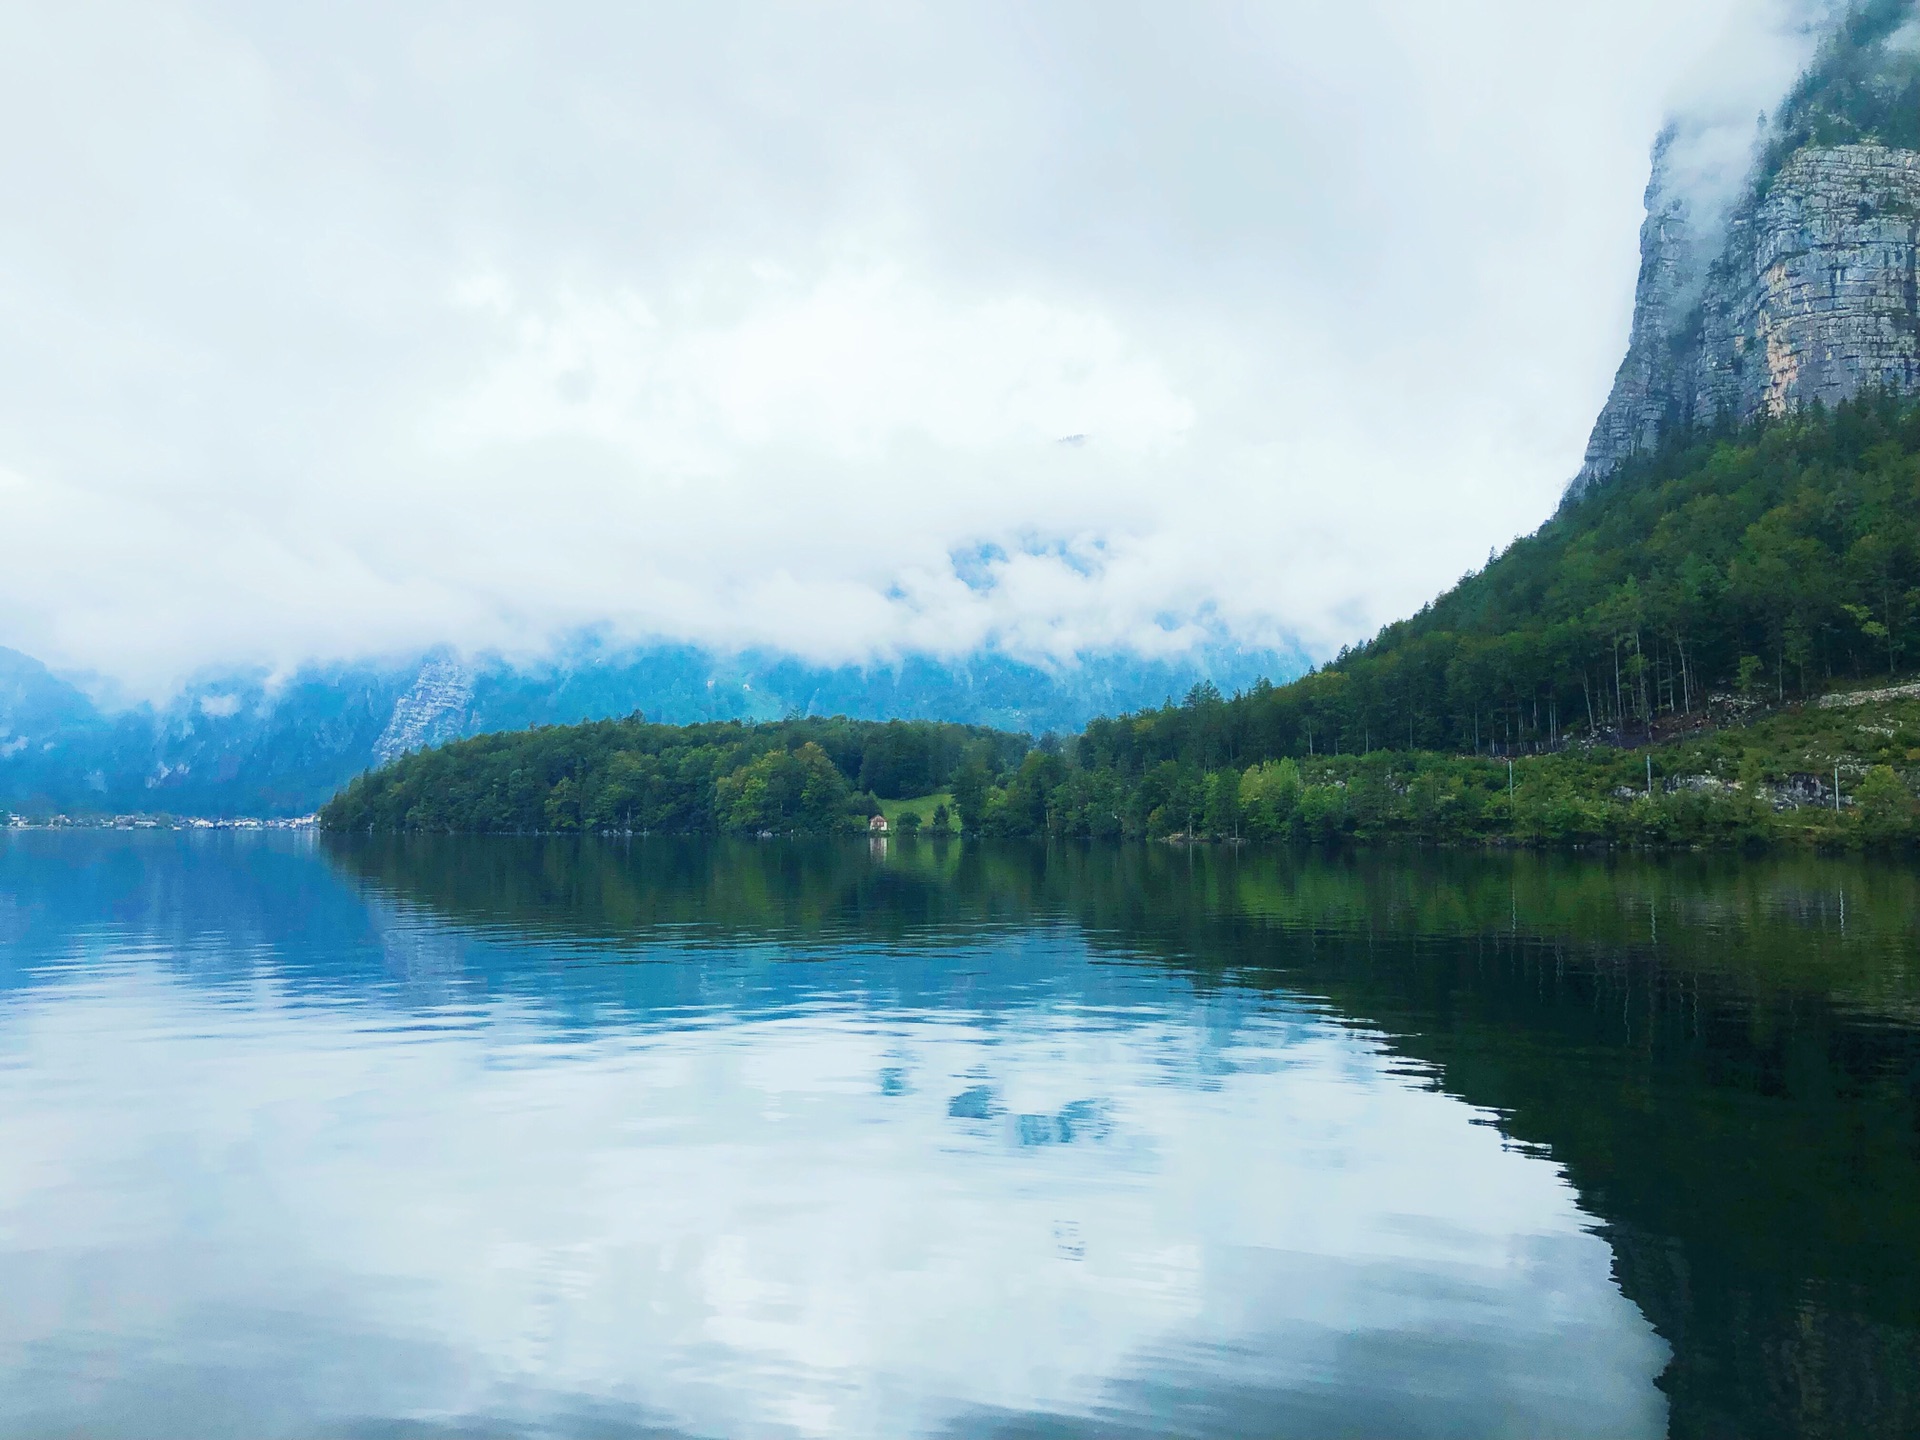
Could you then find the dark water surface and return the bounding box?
[1,835,1916,1439]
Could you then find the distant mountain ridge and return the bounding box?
[0,639,1308,817]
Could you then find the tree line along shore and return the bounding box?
[322,397,1920,849]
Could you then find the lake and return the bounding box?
[0,833,1915,1439]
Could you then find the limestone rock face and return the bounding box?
[1576,134,1705,482]
[374,655,473,766]
[1576,143,1920,492]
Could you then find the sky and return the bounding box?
[0,0,1831,694]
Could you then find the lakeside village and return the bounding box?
[5,813,318,831]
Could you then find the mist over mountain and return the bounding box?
[0,639,1305,817]
[2,2,1894,820]
[0,2,1830,699]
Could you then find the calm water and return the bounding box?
[0,836,1916,1439]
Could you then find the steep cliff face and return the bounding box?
[1574,132,1706,481]
[1576,141,1920,491]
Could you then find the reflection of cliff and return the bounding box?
[1288,935,1920,1440]
[321,838,1920,1439]
[1609,1219,1920,1440]
[1125,854,1920,1439]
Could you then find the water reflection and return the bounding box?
[0,834,1916,1438]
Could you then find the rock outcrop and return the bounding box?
[1575,141,1920,492]
[374,655,474,765]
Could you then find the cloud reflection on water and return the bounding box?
[0,907,1664,1439]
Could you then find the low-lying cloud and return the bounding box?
[0,1,1831,694]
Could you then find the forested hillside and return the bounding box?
[1754,0,1920,188]
[324,399,1920,848]
[1112,392,1920,768]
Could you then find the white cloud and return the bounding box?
[438,264,1196,462]
[0,0,1829,693]
[0,940,1665,1438]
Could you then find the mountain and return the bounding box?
[0,639,1307,818]
[322,394,1920,848]
[25,8,1920,827]
[320,5,1920,850]
[1576,0,1920,491]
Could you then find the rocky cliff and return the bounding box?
[1574,0,1920,488]
[1576,139,1920,492]
[373,654,473,765]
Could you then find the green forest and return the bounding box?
[320,715,1022,837]
[322,396,1920,848]
[1754,0,1920,188]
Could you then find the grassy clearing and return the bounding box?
[878,792,954,825]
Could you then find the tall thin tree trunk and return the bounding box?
[1612,639,1623,735]
[1632,630,1647,733]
